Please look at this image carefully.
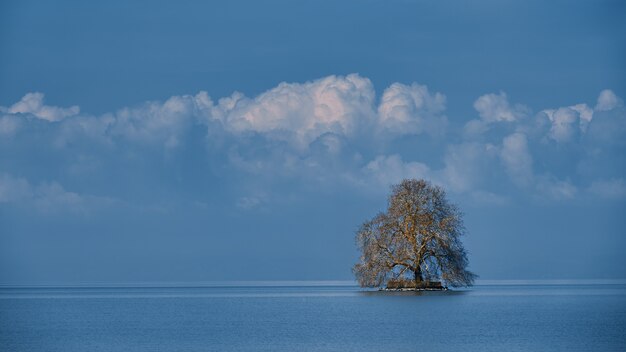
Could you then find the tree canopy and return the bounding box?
[353,179,476,288]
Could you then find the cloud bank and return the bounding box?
[1,74,624,212]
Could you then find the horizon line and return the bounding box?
[1,278,626,289]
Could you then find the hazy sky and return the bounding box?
[1,0,625,284]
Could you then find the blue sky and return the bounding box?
[1,0,625,284]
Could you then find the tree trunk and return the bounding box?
[414,266,423,284]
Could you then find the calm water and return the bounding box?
[1,282,625,351]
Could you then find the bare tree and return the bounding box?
[353,179,476,288]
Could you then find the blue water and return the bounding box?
[1,282,625,351]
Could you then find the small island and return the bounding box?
[353,179,476,291]
[383,278,446,291]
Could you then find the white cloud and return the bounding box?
[498,132,579,199]
[441,142,498,192]
[362,155,432,188]
[111,91,212,148]
[500,132,533,187]
[538,90,624,144]
[539,102,596,143]
[310,133,344,155]
[54,114,116,148]
[595,89,622,111]
[570,103,593,131]
[377,82,447,136]
[0,75,442,151]
[463,119,490,136]
[213,74,376,148]
[473,92,527,123]
[1,79,623,205]
[465,92,529,136]
[358,146,511,204]
[542,107,582,143]
[8,92,79,121]
[1,91,212,149]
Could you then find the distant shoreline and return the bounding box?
[380,287,449,292]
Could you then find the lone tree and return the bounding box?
[353,179,476,288]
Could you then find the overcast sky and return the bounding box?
[1,0,625,284]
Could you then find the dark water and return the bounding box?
[1,281,625,351]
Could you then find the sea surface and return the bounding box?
[1,281,625,351]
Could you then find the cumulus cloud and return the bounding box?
[539,89,622,144]
[357,145,510,205]
[500,132,533,187]
[465,92,529,136]
[211,74,377,148]
[595,89,622,111]
[441,142,498,193]
[0,76,446,153]
[585,109,626,148]
[205,75,449,149]
[474,92,527,123]
[570,103,594,130]
[0,77,623,208]
[111,91,212,148]
[541,107,583,143]
[8,92,79,121]
[359,143,499,196]
[377,82,447,136]
[362,155,431,188]
[539,103,597,144]
[1,91,213,149]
